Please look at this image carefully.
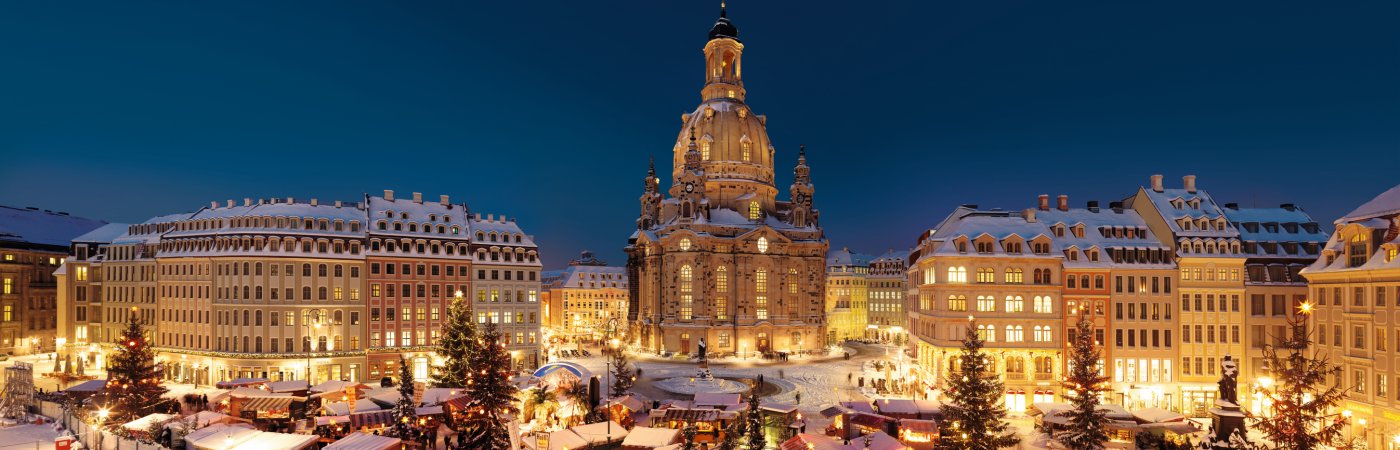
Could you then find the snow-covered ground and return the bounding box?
[0,423,66,450]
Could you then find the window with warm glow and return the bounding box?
[977,295,995,312]
[756,236,769,253]
[680,265,693,320]
[701,142,711,160]
[948,295,967,311]
[748,202,761,220]
[1005,296,1024,312]
[741,141,751,161]
[679,238,692,251]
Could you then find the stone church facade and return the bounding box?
[625,7,828,357]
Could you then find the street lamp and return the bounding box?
[305,319,322,389]
[96,407,109,449]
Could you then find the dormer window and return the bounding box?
[976,241,994,254]
[1088,250,1099,262]
[1054,225,1065,237]
[1349,233,1370,267]
[1067,250,1079,261]
[1072,225,1085,238]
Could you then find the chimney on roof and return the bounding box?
[1224,202,1239,210]
[440,195,450,206]
[243,198,251,207]
[1151,174,1164,192]
[488,213,495,221]
[1109,201,1124,213]
[210,201,218,209]
[1023,208,1037,223]
[227,200,234,208]
[1057,195,1069,211]
[1038,194,1050,211]
[412,192,423,204]
[334,200,342,208]
[1280,203,1296,211]
[383,190,394,201]
[310,198,319,206]
[286,197,293,203]
[1087,200,1100,212]
[1183,175,1197,193]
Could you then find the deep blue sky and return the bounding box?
[2,1,1396,267]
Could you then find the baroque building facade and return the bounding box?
[825,248,872,344]
[626,8,829,357]
[0,206,105,356]
[866,250,908,343]
[55,191,541,386]
[1302,183,1400,449]
[540,251,628,338]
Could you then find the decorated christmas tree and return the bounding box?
[91,308,170,425]
[939,318,1020,450]
[681,421,699,450]
[609,349,635,398]
[715,419,742,450]
[388,356,419,438]
[1055,316,1111,450]
[460,322,520,450]
[432,295,477,388]
[744,391,765,450]
[1247,302,1358,450]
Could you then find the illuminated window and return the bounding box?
[1034,296,1053,314]
[787,269,798,294]
[756,236,769,253]
[742,141,751,161]
[1005,325,1024,342]
[976,268,994,283]
[76,267,88,281]
[1005,268,1023,283]
[756,269,769,319]
[977,324,995,342]
[727,90,735,98]
[701,142,711,160]
[680,265,693,320]
[679,238,692,251]
[1034,326,1052,342]
[749,202,761,220]
[946,266,967,283]
[977,296,995,312]
[1,278,9,294]
[948,295,967,311]
[1005,296,1024,312]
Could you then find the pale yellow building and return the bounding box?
[542,251,628,338]
[825,248,871,344]
[867,250,908,343]
[1127,175,1246,416]
[1301,183,1400,448]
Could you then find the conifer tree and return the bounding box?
[681,421,699,450]
[91,309,170,425]
[388,356,419,438]
[433,296,477,388]
[744,392,765,450]
[715,420,742,450]
[609,350,635,398]
[1055,316,1110,450]
[939,319,1020,450]
[461,323,520,450]
[1248,304,1358,450]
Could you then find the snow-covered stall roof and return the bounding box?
[63,379,107,393]
[187,423,260,450]
[620,427,679,448]
[321,398,383,416]
[227,431,317,450]
[693,393,742,408]
[323,432,401,450]
[121,413,177,431]
[1132,407,1185,424]
[567,421,629,446]
[779,432,908,450]
[309,380,367,394]
[266,380,308,393]
[165,411,232,431]
[0,205,107,250]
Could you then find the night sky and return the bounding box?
[2,1,1396,267]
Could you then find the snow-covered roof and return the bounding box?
[779,432,908,450]
[826,247,874,268]
[323,432,401,450]
[121,413,177,431]
[72,223,129,244]
[1222,206,1326,250]
[693,393,743,407]
[0,205,107,250]
[620,427,679,448]
[1341,183,1400,222]
[187,423,260,450]
[545,264,627,290]
[469,215,537,247]
[1138,187,1240,239]
[1037,206,1173,269]
[321,399,383,416]
[365,194,470,240]
[919,209,1056,261]
[227,431,317,450]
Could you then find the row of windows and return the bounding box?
[938,267,1055,285]
[1314,285,1398,308]
[1181,325,1240,344]
[370,283,461,300]
[947,295,1055,313]
[973,324,1055,343]
[1180,293,1241,313]
[217,286,360,302]
[373,220,461,235]
[218,309,357,327]
[1115,328,1173,348]
[219,262,361,278]
[164,236,363,256]
[368,306,444,322]
[178,215,361,233]
[1179,267,1240,282]
[370,263,468,277]
[1111,275,1173,294]
[473,289,538,303]
[217,335,357,353]
[1114,302,1172,321]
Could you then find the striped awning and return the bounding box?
[349,410,396,429]
[661,409,720,423]
[442,395,476,411]
[240,396,295,412]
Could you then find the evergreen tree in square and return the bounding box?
[388,356,419,438]
[460,322,520,450]
[1054,315,1110,450]
[745,391,766,450]
[433,296,477,389]
[939,318,1019,450]
[90,308,171,425]
[1247,302,1358,450]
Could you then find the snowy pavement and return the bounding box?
[0,423,64,450]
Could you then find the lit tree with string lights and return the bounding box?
[939,317,1020,450]
[1054,315,1111,450]
[388,356,421,440]
[89,308,171,425]
[1246,301,1359,450]
[458,323,520,450]
[433,292,477,389]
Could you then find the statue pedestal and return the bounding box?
[1208,399,1248,447]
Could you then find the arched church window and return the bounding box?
[702,141,711,160]
[742,141,751,161]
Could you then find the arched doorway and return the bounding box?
[756,333,770,353]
